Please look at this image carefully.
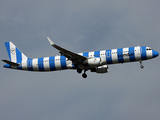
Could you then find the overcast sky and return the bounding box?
[0,0,160,120]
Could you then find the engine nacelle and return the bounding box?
[84,57,101,67]
[91,65,108,73]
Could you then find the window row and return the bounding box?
[38,58,66,63]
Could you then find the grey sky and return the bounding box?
[0,0,160,120]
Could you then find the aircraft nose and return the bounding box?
[153,50,159,58]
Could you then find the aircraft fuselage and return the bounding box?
[4,46,159,72]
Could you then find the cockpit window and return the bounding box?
[146,48,153,50]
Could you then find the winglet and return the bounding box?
[47,37,55,46]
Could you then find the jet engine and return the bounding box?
[91,65,108,73]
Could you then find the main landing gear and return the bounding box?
[77,68,82,74]
[140,60,144,69]
[82,72,87,78]
[77,69,87,78]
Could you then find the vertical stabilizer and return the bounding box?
[5,42,28,63]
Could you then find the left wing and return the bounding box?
[47,37,87,63]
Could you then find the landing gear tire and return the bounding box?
[82,73,87,78]
[140,60,144,69]
[77,68,82,74]
[140,65,144,69]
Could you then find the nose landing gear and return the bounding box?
[140,60,144,69]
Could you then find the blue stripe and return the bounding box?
[27,58,33,71]
[5,42,11,61]
[94,51,100,57]
[106,50,112,64]
[60,56,67,69]
[83,52,89,57]
[141,47,147,60]
[16,48,22,63]
[117,48,124,63]
[38,58,44,71]
[129,47,135,62]
[49,56,56,71]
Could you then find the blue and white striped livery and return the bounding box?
[2,37,159,78]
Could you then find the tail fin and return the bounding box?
[5,42,28,63]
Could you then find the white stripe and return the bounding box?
[22,60,28,70]
[111,49,118,63]
[22,53,28,60]
[78,53,83,56]
[146,48,153,59]
[88,51,94,57]
[135,46,141,61]
[55,56,61,70]
[123,48,130,62]
[32,58,39,71]
[43,57,50,71]
[10,42,17,62]
[100,50,106,65]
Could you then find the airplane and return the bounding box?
[2,37,159,78]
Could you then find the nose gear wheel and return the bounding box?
[140,60,144,69]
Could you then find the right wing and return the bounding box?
[47,37,87,63]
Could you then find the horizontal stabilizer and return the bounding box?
[2,59,20,66]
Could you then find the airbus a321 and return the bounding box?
[2,37,159,78]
